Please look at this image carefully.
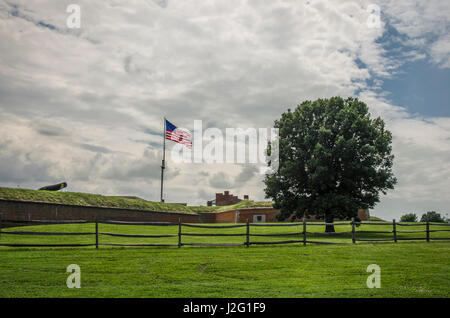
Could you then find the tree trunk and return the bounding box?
[325,214,335,233]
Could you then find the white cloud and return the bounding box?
[430,33,450,68]
[357,91,450,218]
[381,0,450,69]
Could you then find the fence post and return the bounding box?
[178,218,182,248]
[246,219,250,248]
[302,221,306,246]
[426,221,430,242]
[351,217,355,244]
[393,219,397,243]
[0,212,2,239]
[95,215,99,249]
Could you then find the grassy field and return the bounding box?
[0,222,449,298]
[0,186,273,213]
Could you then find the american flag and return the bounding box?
[165,119,192,149]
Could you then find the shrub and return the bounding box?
[420,211,445,223]
[400,213,418,222]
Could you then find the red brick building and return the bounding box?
[207,191,249,206]
[204,191,369,223]
[200,207,369,223]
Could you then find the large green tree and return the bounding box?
[264,97,397,232]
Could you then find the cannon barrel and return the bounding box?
[38,182,67,191]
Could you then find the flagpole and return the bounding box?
[160,117,166,202]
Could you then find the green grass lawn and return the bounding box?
[0,222,449,298]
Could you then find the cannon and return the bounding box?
[38,182,67,191]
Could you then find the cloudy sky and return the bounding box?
[0,0,449,220]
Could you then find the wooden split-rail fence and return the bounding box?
[0,213,449,248]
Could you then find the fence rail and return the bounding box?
[0,212,449,248]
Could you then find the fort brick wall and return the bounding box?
[0,199,368,227]
[211,210,238,223]
[0,199,277,226]
[237,208,280,223]
[0,199,203,227]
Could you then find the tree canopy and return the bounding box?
[400,213,418,222]
[264,97,397,231]
[420,211,445,223]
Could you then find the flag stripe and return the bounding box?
[165,119,192,149]
[165,133,191,141]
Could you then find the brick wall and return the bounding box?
[0,199,204,227]
[236,208,280,223]
[0,199,279,226]
[211,210,237,223]
[0,199,369,227]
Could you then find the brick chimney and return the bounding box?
[215,191,242,206]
